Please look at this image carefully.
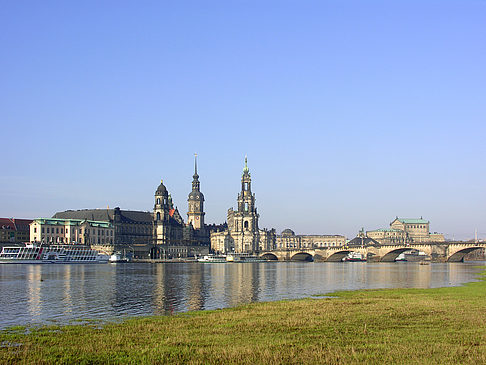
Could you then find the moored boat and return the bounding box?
[197,254,227,263]
[0,243,109,264]
[344,252,366,262]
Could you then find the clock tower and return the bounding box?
[187,154,205,230]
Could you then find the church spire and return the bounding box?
[243,155,250,176]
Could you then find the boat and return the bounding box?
[0,242,109,264]
[404,249,430,262]
[226,253,265,262]
[197,254,227,263]
[109,251,130,263]
[344,252,366,262]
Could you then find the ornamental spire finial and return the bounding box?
[194,153,198,175]
[243,155,249,175]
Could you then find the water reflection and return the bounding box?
[0,261,484,329]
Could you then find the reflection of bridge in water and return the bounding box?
[260,242,486,263]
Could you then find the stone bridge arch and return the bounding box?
[290,252,314,261]
[260,253,279,261]
[326,250,351,262]
[380,247,413,262]
[447,246,483,262]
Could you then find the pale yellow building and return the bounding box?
[276,229,346,249]
[366,217,445,244]
[30,218,114,245]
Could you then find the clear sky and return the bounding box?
[1,1,485,240]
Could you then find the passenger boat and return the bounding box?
[226,253,265,262]
[109,251,130,263]
[0,243,109,264]
[344,252,366,262]
[197,254,227,263]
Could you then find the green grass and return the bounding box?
[1,273,486,364]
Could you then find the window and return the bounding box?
[42,228,45,233]
[47,228,50,233]
[244,221,249,230]
[34,228,37,233]
[56,228,59,234]
[156,212,161,220]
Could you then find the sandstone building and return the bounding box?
[275,229,346,249]
[30,218,114,245]
[0,218,32,245]
[211,157,276,254]
[366,217,445,244]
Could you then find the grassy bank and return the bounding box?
[1,274,486,364]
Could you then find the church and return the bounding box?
[152,155,224,259]
[210,157,276,254]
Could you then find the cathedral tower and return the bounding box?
[228,156,260,253]
[154,180,171,246]
[187,154,205,230]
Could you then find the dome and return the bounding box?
[281,229,295,237]
[155,180,168,196]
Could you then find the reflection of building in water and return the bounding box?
[27,265,42,318]
[187,264,205,311]
[63,265,73,315]
[225,264,260,307]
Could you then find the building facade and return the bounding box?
[275,229,346,250]
[30,218,114,245]
[211,157,276,254]
[0,218,32,245]
[366,217,445,244]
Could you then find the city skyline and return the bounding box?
[1,1,485,240]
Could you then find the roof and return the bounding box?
[281,229,295,236]
[395,218,429,224]
[367,228,403,233]
[0,218,33,231]
[53,209,152,224]
[33,218,112,228]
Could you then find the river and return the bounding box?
[0,261,484,329]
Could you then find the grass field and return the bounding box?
[1,271,486,364]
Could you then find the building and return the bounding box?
[211,157,276,254]
[30,218,114,245]
[275,229,346,250]
[366,217,445,244]
[152,155,219,259]
[0,218,32,245]
[53,208,153,256]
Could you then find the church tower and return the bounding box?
[154,180,171,247]
[230,156,260,253]
[187,154,205,230]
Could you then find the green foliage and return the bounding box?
[2,274,486,364]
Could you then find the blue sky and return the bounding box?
[1,1,485,240]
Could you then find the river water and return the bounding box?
[0,261,484,329]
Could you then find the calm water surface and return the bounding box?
[0,261,485,329]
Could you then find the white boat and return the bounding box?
[0,243,109,264]
[226,253,264,262]
[197,254,227,263]
[343,252,366,262]
[109,252,130,263]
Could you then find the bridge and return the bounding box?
[259,242,486,263]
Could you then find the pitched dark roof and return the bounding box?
[0,218,33,231]
[53,209,152,224]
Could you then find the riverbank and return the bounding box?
[1,272,486,364]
